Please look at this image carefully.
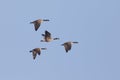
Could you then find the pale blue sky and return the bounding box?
[0,0,120,80]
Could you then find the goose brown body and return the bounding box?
[29,48,47,59]
[41,30,59,42]
[30,19,49,31]
[61,41,78,52]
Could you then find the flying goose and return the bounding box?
[29,48,47,60]
[30,19,49,31]
[40,30,60,42]
[61,41,78,52]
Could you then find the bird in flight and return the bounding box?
[61,41,78,53]
[40,30,60,42]
[29,48,47,60]
[30,19,49,31]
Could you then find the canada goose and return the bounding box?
[40,30,60,42]
[30,19,49,31]
[29,48,47,60]
[61,41,78,52]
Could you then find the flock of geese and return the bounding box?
[29,19,78,60]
